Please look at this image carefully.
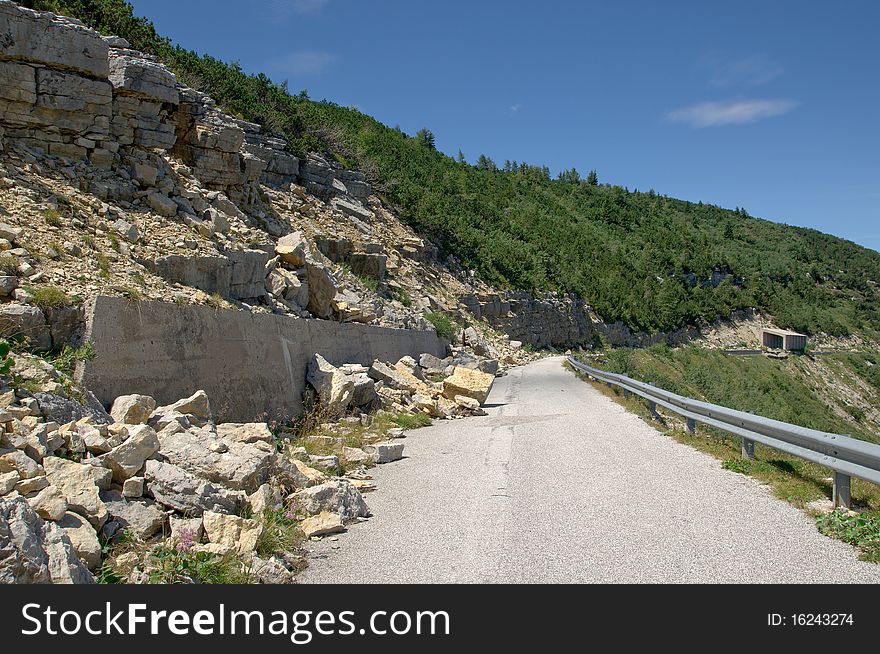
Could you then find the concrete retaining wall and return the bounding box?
[78,296,446,422]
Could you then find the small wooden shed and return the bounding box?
[761,328,808,352]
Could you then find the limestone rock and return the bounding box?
[305,262,337,319]
[442,367,495,405]
[454,395,482,412]
[0,448,44,479]
[158,428,272,493]
[0,470,19,495]
[202,511,262,555]
[216,422,274,446]
[112,219,140,243]
[169,516,203,547]
[110,394,156,425]
[144,459,245,517]
[146,192,178,217]
[0,496,94,584]
[43,456,109,529]
[100,490,165,541]
[289,480,370,522]
[275,231,308,266]
[156,390,211,424]
[27,484,68,521]
[364,441,405,464]
[0,303,51,351]
[108,50,179,105]
[248,483,282,515]
[250,556,295,584]
[34,390,112,426]
[290,459,327,487]
[307,354,354,417]
[342,446,370,465]
[368,360,425,394]
[307,455,340,474]
[122,477,143,498]
[58,512,101,571]
[300,511,345,538]
[0,2,110,78]
[349,373,378,408]
[99,424,159,482]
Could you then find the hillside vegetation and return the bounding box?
[23,0,880,338]
[589,345,880,444]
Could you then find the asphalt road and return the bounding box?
[300,356,880,583]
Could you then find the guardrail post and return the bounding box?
[833,472,851,509]
[741,438,755,460]
[647,382,658,419]
[623,389,631,399]
[686,418,696,434]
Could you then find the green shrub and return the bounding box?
[425,312,457,341]
[27,285,75,310]
[147,545,251,584]
[46,342,95,375]
[0,255,18,275]
[0,339,14,376]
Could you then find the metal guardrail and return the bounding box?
[567,356,880,509]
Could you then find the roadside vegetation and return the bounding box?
[279,406,430,474]
[24,0,880,341]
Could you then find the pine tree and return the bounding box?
[476,154,497,171]
[416,128,435,150]
[586,170,599,186]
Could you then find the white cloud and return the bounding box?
[274,51,337,75]
[509,103,522,113]
[710,55,784,88]
[667,98,798,128]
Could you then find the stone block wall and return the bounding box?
[79,296,446,422]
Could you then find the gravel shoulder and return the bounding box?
[301,356,880,583]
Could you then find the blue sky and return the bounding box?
[130,0,880,252]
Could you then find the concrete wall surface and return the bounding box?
[79,296,446,422]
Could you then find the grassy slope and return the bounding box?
[592,345,880,443]
[21,1,880,339]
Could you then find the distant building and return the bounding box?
[761,328,808,352]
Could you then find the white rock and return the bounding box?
[202,511,262,555]
[364,441,405,464]
[300,511,345,538]
[58,512,102,571]
[110,394,157,425]
[27,484,68,521]
[99,424,160,482]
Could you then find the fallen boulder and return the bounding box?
[202,511,262,555]
[109,394,157,425]
[300,511,345,538]
[290,480,370,522]
[0,497,94,584]
[144,460,245,517]
[442,366,494,405]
